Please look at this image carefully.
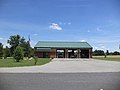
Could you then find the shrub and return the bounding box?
[33,56,38,65]
[0,42,3,59]
[14,46,24,62]
[3,46,10,59]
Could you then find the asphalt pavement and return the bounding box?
[0,72,120,90]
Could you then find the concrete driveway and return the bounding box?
[0,59,120,73]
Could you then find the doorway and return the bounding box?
[56,49,65,58]
[80,50,89,58]
[68,49,77,58]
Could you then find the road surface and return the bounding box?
[0,72,120,90]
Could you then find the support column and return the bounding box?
[77,49,80,58]
[65,49,68,58]
[50,49,56,58]
[89,49,92,58]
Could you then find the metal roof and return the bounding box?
[34,41,92,49]
[35,47,51,51]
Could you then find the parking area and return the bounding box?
[0,59,120,73]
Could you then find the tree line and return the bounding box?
[0,35,34,62]
[93,50,120,56]
[0,35,120,61]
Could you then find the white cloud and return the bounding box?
[0,39,10,48]
[49,23,62,30]
[87,30,90,32]
[59,22,71,25]
[68,22,71,25]
[96,27,102,31]
[93,46,98,51]
[30,40,37,48]
[33,34,38,36]
[97,43,107,51]
[80,40,86,42]
[0,38,3,40]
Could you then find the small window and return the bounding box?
[43,52,50,58]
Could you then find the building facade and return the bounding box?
[34,41,92,58]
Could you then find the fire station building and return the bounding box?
[34,41,92,58]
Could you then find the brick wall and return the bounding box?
[50,49,56,58]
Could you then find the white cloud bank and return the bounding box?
[49,23,62,30]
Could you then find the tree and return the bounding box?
[20,37,33,57]
[7,34,33,58]
[23,41,30,57]
[3,46,10,59]
[113,51,120,55]
[30,47,34,57]
[7,35,21,56]
[0,42,3,59]
[20,37,26,48]
[106,50,109,55]
[14,46,24,62]
[20,37,27,57]
[93,50,105,56]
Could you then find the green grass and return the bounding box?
[0,58,51,67]
[93,57,120,62]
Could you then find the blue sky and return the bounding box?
[0,0,120,52]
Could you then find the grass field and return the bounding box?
[93,55,120,62]
[0,58,51,67]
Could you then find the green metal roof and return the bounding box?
[34,41,92,49]
[35,48,51,51]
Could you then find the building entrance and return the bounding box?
[68,49,77,58]
[56,49,65,58]
[81,50,89,58]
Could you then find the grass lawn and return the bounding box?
[0,58,51,67]
[93,56,120,62]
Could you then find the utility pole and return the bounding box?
[28,35,31,47]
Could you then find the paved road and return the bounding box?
[0,72,120,90]
[0,59,120,73]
